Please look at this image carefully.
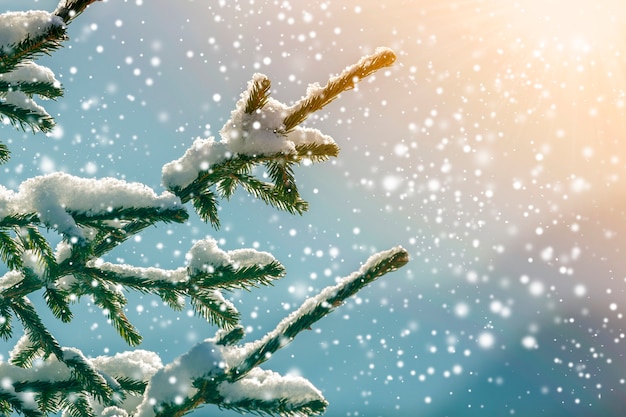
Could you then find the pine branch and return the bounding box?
[115,376,148,396]
[11,296,64,363]
[215,325,245,346]
[191,189,220,227]
[238,173,309,215]
[0,389,46,417]
[58,392,94,417]
[62,350,113,405]
[219,397,328,417]
[0,80,63,99]
[0,100,55,133]
[0,23,66,75]
[244,75,272,114]
[0,229,22,269]
[190,290,240,329]
[281,47,396,133]
[294,142,340,162]
[10,338,45,368]
[265,159,298,204]
[82,277,143,346]
[54,0,102,24]
[43,287,72,322]
[16,226,57,280]
[0,304,13,340]
[189,260,285,292]
[229,246,409,378]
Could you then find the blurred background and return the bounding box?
[2,0,626,416]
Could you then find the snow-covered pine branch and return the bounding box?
[0,1,407,416]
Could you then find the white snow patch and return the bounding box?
[135,341,226,417]
[218,367,324,408]
[7,173,181,239]
[162,73,336,191]
[0,11,63,48]
[186,238,278,274]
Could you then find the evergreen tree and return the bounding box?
[0,1,407,416]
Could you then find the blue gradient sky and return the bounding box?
[2,1,626,416]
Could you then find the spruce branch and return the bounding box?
[0,80,63,99]
[0,304,13,340]
[294,142,340,163]
[189,260,285,292]
[244,75,272,114]
[62,350,113,405]
[0,100,55,133]
[11,296,64,363]
[54,0,102,24]
[0,229,22,270]
[190,290,240,329]
[0,24,66,75]
[281,47,396,133]
[229,246,409,379]
[43,286,72,322]
[218,396,328,417]
[0,142,9,163]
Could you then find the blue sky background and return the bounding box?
[2,1,626,416]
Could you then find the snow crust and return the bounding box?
[162,73,336,191]
[0,11,63,49]
[3,172,181,239]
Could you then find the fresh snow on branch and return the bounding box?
[0,61,61,90]
[161,73,336,191]
[4,172,181,238]
[187,238,278,272]
[0,11,63,50]
[93,237,279,284]
[218,367,324,410]
[223,246,408,370]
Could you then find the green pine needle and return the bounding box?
[0,229,22,270]
[0,26,66,75]
[0,100,55,133]
[7,339,44,368]
[192,190,220,228]
[265,159,298,204]
[63,353,112,404]
[215,325,245,346]
[294,142,340,162]
[230,247,409,378]
[190,290,240,329]
[54,0,102,24]
[0,80,63,99]
[244,75,271,114]
[0,142,9,163]
[115,376,148,395]
[43,287,73,323]
[190,261,285,292]
[11,296,64,363]
[220,397,328,417]
[0,305,13,340]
